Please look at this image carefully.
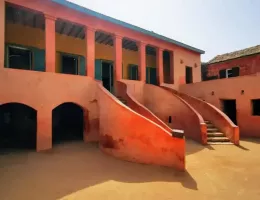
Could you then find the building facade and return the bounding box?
[207,45,260,79]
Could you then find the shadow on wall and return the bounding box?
[0,142,197,200]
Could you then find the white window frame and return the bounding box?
[225,68,233,78]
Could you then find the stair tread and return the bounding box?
[207,132,225,136]
[207,136,229,139]
[207,142,233,145]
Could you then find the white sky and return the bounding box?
[69,0,260,62]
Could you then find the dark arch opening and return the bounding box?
[0,103,37,150]
[52,102,84,145]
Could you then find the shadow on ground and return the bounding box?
[0,141,197,200]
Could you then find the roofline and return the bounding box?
[208,52,260,65]
[51,0,205,54]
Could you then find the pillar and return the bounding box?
[138,41,146,82]
[170,51,174,84]
[156,47,164,85]
[37,109,52,151]
[114,34,123,81]
[0,0,5,68]
[86,27,95,78]
[45,14,56,72]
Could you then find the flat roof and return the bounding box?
[52,0,205,54]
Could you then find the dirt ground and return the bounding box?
[0,139,260,200]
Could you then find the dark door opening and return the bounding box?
[102,61,114,92]
[52,103,84,145]
[61,54,78,75]
[186,66,193,84]
[8,46,32,70]
[221,99,237,125]
[0,103,37,151]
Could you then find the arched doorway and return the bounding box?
[52,103,84,145]
[0,103,37,150]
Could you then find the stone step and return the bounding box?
[207,137,230,142]
[206,123,215,128]
[207,128,219,133]
[204,120,211,124]
[207,132,225,137]
[207,142,233,145]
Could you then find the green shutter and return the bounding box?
[4,44,8,68]
[146,67,149,83]
[219,69,226,79]
[128,64,138,80]
[79,56,86,76]
[232,67,240,77]
[95,59,102,80]
[33,48,45,72]
[150,67,157,85]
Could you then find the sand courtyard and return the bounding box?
[0,139,260,200]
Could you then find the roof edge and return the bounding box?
[51,0,205,54]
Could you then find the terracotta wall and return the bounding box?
[122,80,204,142]
[180,74,260,137]
[97,83,185,170]
[0,68,100,150]
[5,23,156,77]
[207,54,260,78]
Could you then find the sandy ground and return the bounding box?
[0,139,260,200]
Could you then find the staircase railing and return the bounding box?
[97,81,185,170]
[163,86,239,145]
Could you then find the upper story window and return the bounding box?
[8,45,32,70]
[219,67,240,79]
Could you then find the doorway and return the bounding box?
[61,54,78,75]
[102,61,114,93]
[186,66,193,84]
[52,103,84,145]
[8,46,32,70]
[221,99,237,125]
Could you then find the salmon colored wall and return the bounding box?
[5,23,156,76]
[173,49,201,89]
[121,80,205,142]
[0,68,100,150]
[97,82,185,170]
[180,74,260,138]
[207,54,260,78]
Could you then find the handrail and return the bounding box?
[97,81,185,170]
[116,81,180,135]
[168,87,239,145]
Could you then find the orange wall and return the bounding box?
[180,74,260,137]
[5,23,156,77]
[0,68,100,150]
[97,83,185,170]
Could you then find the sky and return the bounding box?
[69,0,260,62]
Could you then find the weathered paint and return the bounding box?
[0,68,99,151]
[207,54,260,78]
[180,75,260,138]
[97,82,185,170]
[121,80,204,143]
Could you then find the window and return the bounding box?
[219,67,240,79]
[252,99,260,116]
[185,66,193,84]
[8,46,32,70]
[61,54,78,75]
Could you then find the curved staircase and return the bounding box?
[205,121,232,144]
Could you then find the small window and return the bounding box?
[8,46,32,70]
[219,67,239,79]
[168,116,172,123]
[252,99,260,116]
[185,66,193,84]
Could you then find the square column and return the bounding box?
[0,0,5,68]
[138,41,146,82]
[85,27,96,78]
[114,34,123,81]
[156,47,164,85]
[45,14,56,72]
[37,109,52,151]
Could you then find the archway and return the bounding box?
[52,103,84,145]
[0,103,37,150]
